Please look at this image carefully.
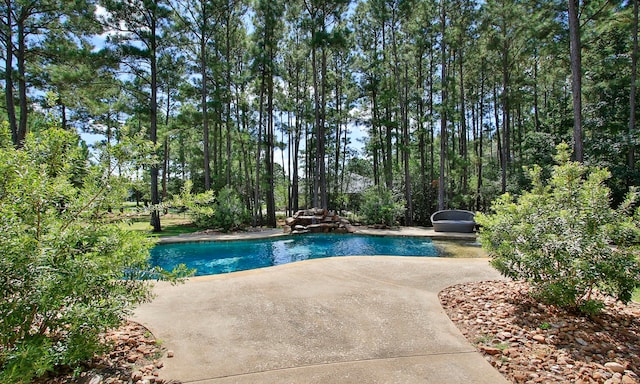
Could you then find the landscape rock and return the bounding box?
[35,321,175,384]
[127,354,141,363]
[533,334,546,343]
[576,337,589,346]
[606,362,627,373]
[440,280,640,384]
[480,346,502,355]
[284,208,353,235]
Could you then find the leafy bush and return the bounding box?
[175,182,249,232]
[476,143,640,314]
[186,189,218,229]
[359,187,406,226]
[0,129,188,383]
[214,186,250,231]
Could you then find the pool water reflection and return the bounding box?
[150,234,458,276]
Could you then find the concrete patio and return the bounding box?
[133,239,508,383]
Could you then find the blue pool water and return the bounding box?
[150,234,441,276]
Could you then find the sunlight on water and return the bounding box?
[150,234,483,276]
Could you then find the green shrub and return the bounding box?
[359,187,406,226]
[476,143,640,314]
[214,186,249,232]
[176,182,249,232]
[0,129,189,383]
[188,190,218,229]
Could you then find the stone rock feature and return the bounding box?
[284,208,355,235]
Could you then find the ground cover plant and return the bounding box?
[0,128,189,383]
[477,143,640,314]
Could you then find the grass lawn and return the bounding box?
[121,214,202,238]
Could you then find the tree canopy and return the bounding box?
[2,0,639,226]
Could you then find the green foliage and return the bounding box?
[477,143,640,314]
[174,182,249,232]
[0,128,189,382]
[359,187,406,226]
[182,188,217,229]
[0,121,11,148]
[214,186,250,232]
[538,322,551,330]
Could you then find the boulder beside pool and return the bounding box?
[284,208,356,234]
[430,210,476,233]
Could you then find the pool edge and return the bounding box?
[156,226,477,245]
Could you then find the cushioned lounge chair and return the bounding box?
[430,210,476,233]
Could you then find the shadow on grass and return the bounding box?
[147,223,201,238]
[122,215,202,238]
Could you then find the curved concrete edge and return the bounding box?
[133,256,508,384]
[189,353,504,384]
[157,226,477,245]
[156,228,286,244]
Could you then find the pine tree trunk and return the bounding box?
[225,15,233,186]
[568,0,583,162]
[403,64,413,224]
[254,69,266,226]
[265,42,276,227]
[201,32,211,190]
[417,52,427,190]
[319,45,328,209]
[459,47,468,197]
[629,0,638,171]
[429,42,435,191]
[150,4,161,233]
[476,63,485,211]
[162,136,169,200]
[501,39,510,194]
[5,1,18,147]
[311,31,321,208]
[438,2,447,211]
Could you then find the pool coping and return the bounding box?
[155,225,478,244]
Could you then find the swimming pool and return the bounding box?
[150,234,442,276]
